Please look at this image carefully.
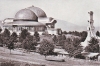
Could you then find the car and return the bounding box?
[45,55,66,62]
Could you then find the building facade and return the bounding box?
[2,6,60,35]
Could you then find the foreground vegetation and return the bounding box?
[0,28,99,60]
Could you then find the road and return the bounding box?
[0,47,100,66]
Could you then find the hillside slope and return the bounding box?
[55,19,87,32]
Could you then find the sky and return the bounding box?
[0,0,100,27]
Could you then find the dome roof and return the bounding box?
[27,6,47,17]
[15,9,37,21]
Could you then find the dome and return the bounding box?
[15,9,37,21]
[27,6,47,17]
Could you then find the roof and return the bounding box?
[38,17,57,24]
[85,53,99,57]
[27,6,47,17]
[3,21,45,26]
[15,9,37,21]
[54,48,69,55]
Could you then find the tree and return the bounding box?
[2,29,10,45]
[63,38,82,57]
[52,35,58,44]
[85,37,99,52]
[62,34,66,40]
[7,36,15,54]
[96,31,100,37]
[56,35,66,46]
[0,28,2,33]
[7,32,18,54]
[22,35,37,53]
[2,29,10,37]
[80,31,87,42]
[11,32,18,42]
[8,41,14,54]
[19,29,30,42]
[0,34,3,47]
[34,31,40,41]
[39,39,54,56]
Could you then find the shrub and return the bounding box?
[39,39,54,55]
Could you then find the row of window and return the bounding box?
[4,26,46,31]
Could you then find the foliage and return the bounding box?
[57,35,66,46]
[39,39,54,55]
[0,28,2,33]
[96,31,100,37]
[7,32,17,50]
[85,37,99,52]
[34,31,40,41]
[80,31,87,42]
[0,34,3,46]
[19,29,30,42]
[2,29,10,45]
[2,29,10,37]
[63,38,82,57]
[22,35,37,52]
[52,35,58,44]
[11,32,18,42]
[63,31,87,42]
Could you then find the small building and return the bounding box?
[54,48,69,56]
[81,52,99,61]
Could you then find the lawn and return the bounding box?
[0,46,100,66]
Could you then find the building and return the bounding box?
[2,6,61,35]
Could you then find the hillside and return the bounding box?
[55,19,87,32]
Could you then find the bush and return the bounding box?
[39,39,54,55]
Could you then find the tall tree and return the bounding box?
[85,37,99,52]
[7,33,17,54]
[34,31,40,41]
[19,29,30,42]
[2,29,10,45]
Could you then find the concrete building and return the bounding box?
[2,6,61,35]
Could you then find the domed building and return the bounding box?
[2,6,59,35]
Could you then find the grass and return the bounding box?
[0,58,45,66]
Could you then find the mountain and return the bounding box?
[55,19,87,32]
